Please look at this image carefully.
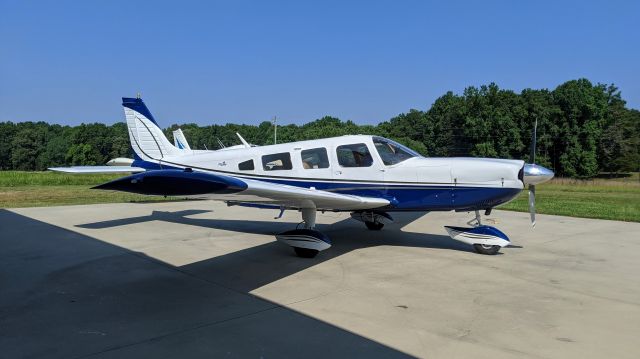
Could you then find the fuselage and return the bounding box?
[133,135,525,212]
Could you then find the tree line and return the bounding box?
[1,79,638,178]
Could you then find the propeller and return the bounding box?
[523,119,553,226]
[528,181,536,227]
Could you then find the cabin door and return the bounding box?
[332,142,384,183]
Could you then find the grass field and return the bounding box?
[0,171,180,208]
[499,176,640,222]
[1,171,639,222]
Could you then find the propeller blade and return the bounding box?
[528,184,536,227]
[530,118,537,164]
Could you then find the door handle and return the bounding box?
[335,171,342,175]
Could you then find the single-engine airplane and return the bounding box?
[172,128,191,150]
[50,97,554,258]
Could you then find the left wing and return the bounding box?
[93,169,390,211]
[49,166,146,173]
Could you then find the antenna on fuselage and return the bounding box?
[272,116,277,144]
[236,132,250,148]
[216,137,226,149]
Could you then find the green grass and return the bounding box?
[0,171,181,208]
[0,171,124,187]
[499,178,640,222]
[1,171,639,222]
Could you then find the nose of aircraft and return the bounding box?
[523,164,554,185]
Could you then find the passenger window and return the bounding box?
[336,143,373,167]
[238,159,254,171]
[262,152,293,171]
[301,148,330,169]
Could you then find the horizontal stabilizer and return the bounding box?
[49,166,146,174]
[106,157,134,166]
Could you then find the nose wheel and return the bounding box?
[473,244,501,255]
[444,210,510,255]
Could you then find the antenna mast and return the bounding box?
[272,116,277,144]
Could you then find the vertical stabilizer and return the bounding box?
[123,97,184,161]
[173,128,192,150]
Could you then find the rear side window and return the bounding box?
[301,148,330,169]
[262,152,293,171]
[238,159,254,171]
[336,143,373,167]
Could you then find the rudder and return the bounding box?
[123,97,183,160]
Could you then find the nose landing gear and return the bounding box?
[444,210,509,255]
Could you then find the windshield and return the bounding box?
[373,137,421,165]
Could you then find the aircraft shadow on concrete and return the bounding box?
[1,209,425,358]
[73,209,476,293]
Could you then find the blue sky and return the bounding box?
[1,0,638,126]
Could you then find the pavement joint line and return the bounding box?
[500,273,640,307]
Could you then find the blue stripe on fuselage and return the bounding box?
[130,159,521,211]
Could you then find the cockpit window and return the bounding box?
[337,143,373,167]
[373,137,420,165]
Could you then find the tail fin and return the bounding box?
[173,128,192,150]
[123,97,184,161]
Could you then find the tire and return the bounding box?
[365,221,384,230]
[473,244,501,255]
[294,247,319,258]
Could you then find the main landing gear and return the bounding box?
[350,211,394,231]
[275,208,510,258]
[444,210,510,255]
[275,208,331,258]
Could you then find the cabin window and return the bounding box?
[262,152,293,171]
[238,159,254,171]
[336,143,373,167]
[301,148,330,169]
[373,137,421,165]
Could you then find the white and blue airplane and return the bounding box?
[173,128,191,150]
[105,128,191,166]
[51,97,554,258]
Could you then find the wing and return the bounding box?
[238,177,389,210]
[93,169,389,211]
[49,166,146,173]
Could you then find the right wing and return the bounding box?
[49,166,146,174]
[238,176,389,210]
